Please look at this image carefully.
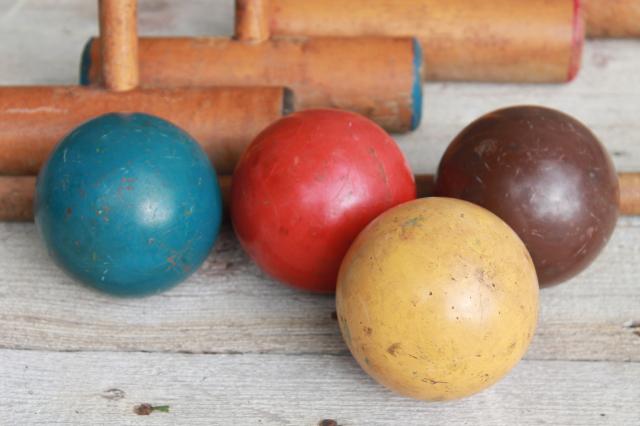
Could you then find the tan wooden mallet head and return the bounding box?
[266,0,585,83]
[585,0,640,37]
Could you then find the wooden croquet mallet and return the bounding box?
[0,0,290,176]
[1,173,639,221]
[81,0,424,134]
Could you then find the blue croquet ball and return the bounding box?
[35,113,222,296]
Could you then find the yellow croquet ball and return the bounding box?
[336,197,539,401]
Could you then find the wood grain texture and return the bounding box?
[2,349,639,426]
[0,1,639,425]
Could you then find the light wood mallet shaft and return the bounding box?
[235,0,271,42]
[3,173,638,222]
[99,0,139,91]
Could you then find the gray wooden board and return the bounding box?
[2,350,639,426]
[0,0,639,425]
[1,222,639,363]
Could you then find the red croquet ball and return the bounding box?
[231,109,416,292]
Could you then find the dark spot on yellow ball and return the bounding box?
[387,342,401,356]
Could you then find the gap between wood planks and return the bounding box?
[2,346,639,365]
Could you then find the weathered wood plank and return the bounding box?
[2,349,638,426]
[0,220,638,361]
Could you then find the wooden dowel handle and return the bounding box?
[619,173,640,215]
[99,0,139,91]
[3,173,639,222]
[234,0,271,42]
[0,176,35,222]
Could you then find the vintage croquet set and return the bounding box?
[1,0,639,410]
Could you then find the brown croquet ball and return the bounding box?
[434,106,619,287]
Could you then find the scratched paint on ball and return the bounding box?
[434,106,619,287]
[35,113,223,296]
